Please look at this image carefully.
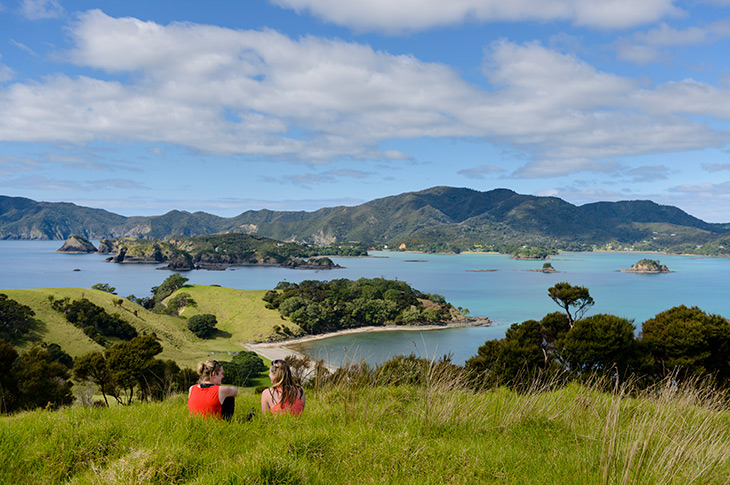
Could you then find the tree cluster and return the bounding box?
[126,274,191,312]
[263,278,454,334]
[0,293,37,342]
[466,283,730,390]
[187,313,218,339]
[49,296,137,346]
[74,334,197,406]
[219,351,266,387]
[0,340,74,413]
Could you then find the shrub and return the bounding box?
[187,314,218,339]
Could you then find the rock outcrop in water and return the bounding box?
[621,259,672,274]
[56,235,97,253]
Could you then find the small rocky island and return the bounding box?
[56,235,97,253]
[621,259,672,274]
[530,262,558,273]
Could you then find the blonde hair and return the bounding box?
[270,359,298,406]
[197,359,221,384]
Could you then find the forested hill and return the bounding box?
[2,187,730,254]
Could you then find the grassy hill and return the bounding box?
[2,285,290,369]
[1,377,728,483]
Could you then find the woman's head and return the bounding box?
[269,359,295,388]
[197,359,222,384]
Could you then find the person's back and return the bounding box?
[268,385,305,416]
[261,359,305,416]
[188,360,238,420]
[188,383,222,417]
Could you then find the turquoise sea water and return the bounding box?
[2,241,730,365]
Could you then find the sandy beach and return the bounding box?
[244,318,490,371]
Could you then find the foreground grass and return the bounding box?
[2,379,729,484]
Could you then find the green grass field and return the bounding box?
[1,375,729,484]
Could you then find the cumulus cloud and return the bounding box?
[269,0,681,32]
[19,0,64,20]
[1,11,729,178]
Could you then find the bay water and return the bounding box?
[2,240,729,365]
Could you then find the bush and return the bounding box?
[221,351,266,387]
[187,314,218,339]
[49,297,137,345]
[0,294,36,342]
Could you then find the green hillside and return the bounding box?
[2,285,289,369]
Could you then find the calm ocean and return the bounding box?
[2,240,729,365]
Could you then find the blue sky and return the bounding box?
[1,1,730,222]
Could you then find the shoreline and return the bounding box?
[244,318,490,370]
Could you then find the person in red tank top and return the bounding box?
[188,359,238,420]
[261,359,305,416]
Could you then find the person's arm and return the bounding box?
[218,385,238,404]
[261,388,272,413]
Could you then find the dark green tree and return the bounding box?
[0,339,19,413]
[221,351,266,387]
[91,283,117,294]
[105,335,163,404]
[548,282,595,328]
[41,343,74,369]
[0,293,36,341]
[187,314,218,339]
[560,314,637,376]
[14,346,74,410]
[640,305,730,380]
[151,274,189,305]
[52,297,137,344]
[74,351,115,406]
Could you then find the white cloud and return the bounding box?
[19,0,63,20]
[1,11,729,179]
[0,63,12,83]
[269,0,681,32]
[614,20,730,64]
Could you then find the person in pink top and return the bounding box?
[261,359,305,416]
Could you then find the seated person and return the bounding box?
[261,359,305,416]
[188,359,238,420]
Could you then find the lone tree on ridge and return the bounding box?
[547,282,594,328]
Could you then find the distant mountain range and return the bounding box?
[2,187,730,254]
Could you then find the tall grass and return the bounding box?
[2,367,729,484]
